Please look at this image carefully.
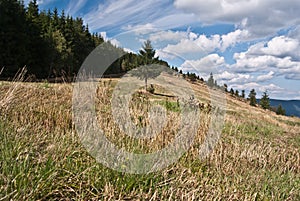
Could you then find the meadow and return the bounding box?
[0,76,299,200]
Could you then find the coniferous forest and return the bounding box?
[0,0,168,79]
[0,0,291,116]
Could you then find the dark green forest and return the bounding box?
[0,0,169,79]
[0,0,287,115]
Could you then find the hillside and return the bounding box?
[268,99,300,117]
[0,76,299,200]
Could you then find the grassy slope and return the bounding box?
[0,78,299,200]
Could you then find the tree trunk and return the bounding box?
[145,76,148,91]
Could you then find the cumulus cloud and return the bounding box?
[159,29,249,56]
[245,36,300,59]
[221,29,250,51]
[257,71,275,82]
[232,83,284,95]
[230,35,300,77]
[174,0,300,37]
[181,54,225,74]
[215,71,252,84]
[149,30,188,43]
[100,32,134,53]
[100,32,121,47]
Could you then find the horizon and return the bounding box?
[259,98,300,101]
[25,0,300,100]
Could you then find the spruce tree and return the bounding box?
[230,88,234,96]
[276,104,286,116]
[131,40,161,91]
[235,90,239,97]
[248,89,257,106]
[260,91,270,110]
[241,90,245,98]
[207,73,214,87]
[224,84,228,92]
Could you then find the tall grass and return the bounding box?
[0,77,299,200]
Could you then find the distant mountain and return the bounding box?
[258,99,300,117]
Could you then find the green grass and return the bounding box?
[156,100,181,113]
[0,81,300,200]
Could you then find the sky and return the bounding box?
[27,0,300,100]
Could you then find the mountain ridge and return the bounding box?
[258,99,300,117]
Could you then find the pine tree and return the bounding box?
[241,90,245,98]
[207,73,214,87]
[260,91,270,110]
[235,90,239,97]
[223,84,228,92]
[248,89,257,106]
[276,104,286,116]
[0,0,29,76]
[26,0,49,77]
[131,40,161,91]
[230,88,234,96]
[139,40,158,65]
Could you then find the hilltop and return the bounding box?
[0,75,299,200]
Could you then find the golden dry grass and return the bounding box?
[0,77,299,200]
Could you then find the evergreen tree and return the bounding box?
[139,40,158,65]
[224,84,228,92]
[276,104,286,116]
[235,90,239,97]
[207,73,214,87]
[230,88,234,96]
[0,0,28,76]
[131,40,161,90]
[248,89,257,106]
[0,1,175,80]
[26,0,49,77]
[260,91,270,110]
[241,90,245,98]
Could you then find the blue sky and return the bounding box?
[28,0,300,100]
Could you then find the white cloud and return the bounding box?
[149,30,188,43]
[174,0,300,37]
[123,24,158,35]
[257,71,275,82]
[230,35,300,75]
[262,36,299,57]
[221,29,250,51]
[100,32,108,41]
[24,0,56,6]
[232,83,284,95]
[100,32,135,52]
[84,0,178,32]
[279,65,300,80]
[159,29,249,56]
[155,49,178,60]
[245,36,300,59]
[66,0,88,15]
[181,54,225,74]
[215,71,252,84]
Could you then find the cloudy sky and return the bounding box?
[30,0,300,99]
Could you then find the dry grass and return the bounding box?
[0,77,299,200]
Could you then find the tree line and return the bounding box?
[208,73,286,116]
[0,1,286,115]
[0,0,168,79]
